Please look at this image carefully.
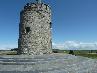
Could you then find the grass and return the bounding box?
[74,53,97,59]
[0,50,17,55]
[0,49,97,59]
[53,49,97,59]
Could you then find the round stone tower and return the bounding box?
[18,0,52,55]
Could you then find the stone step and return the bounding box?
[0,54,97,73]
[0,71,36,73]
[0,62,36,65]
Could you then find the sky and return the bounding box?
[0,0,97,49]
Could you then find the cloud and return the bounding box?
[0,44,18,50]
[52,41,97,50]
[0,41,97,50]
[52,43,64,50]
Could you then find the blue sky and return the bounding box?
[0,0,97,49]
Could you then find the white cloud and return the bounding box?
[52,43,64,50]
[0,44,18,50]
[52,41,97,50]
[0,41,97,50]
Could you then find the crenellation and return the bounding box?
[23,3,51,13]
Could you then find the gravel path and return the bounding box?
[0,54,97,73]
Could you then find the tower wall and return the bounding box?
[18,3,52,55]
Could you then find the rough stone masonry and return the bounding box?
[18,0,52,55]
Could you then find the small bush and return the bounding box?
[69,50,74,55]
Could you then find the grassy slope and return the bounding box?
[53,49,97,59]
[0,49,97,59]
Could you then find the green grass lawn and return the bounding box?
[0,51,17,55]
[53,49,97,59]
[66,50,97,59]
[74,53,97,59]
[0,49,97,59]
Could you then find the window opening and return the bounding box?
[25,27,30,33]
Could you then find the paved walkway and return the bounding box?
[0,54,97,73]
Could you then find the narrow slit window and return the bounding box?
[49,22,52,28]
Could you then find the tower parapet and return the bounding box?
[23,3,51,13]
[36,0,42,4]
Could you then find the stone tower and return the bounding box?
[18,0,52,55]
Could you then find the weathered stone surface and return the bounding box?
[0,54,97,73]
[18,2,52,55]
